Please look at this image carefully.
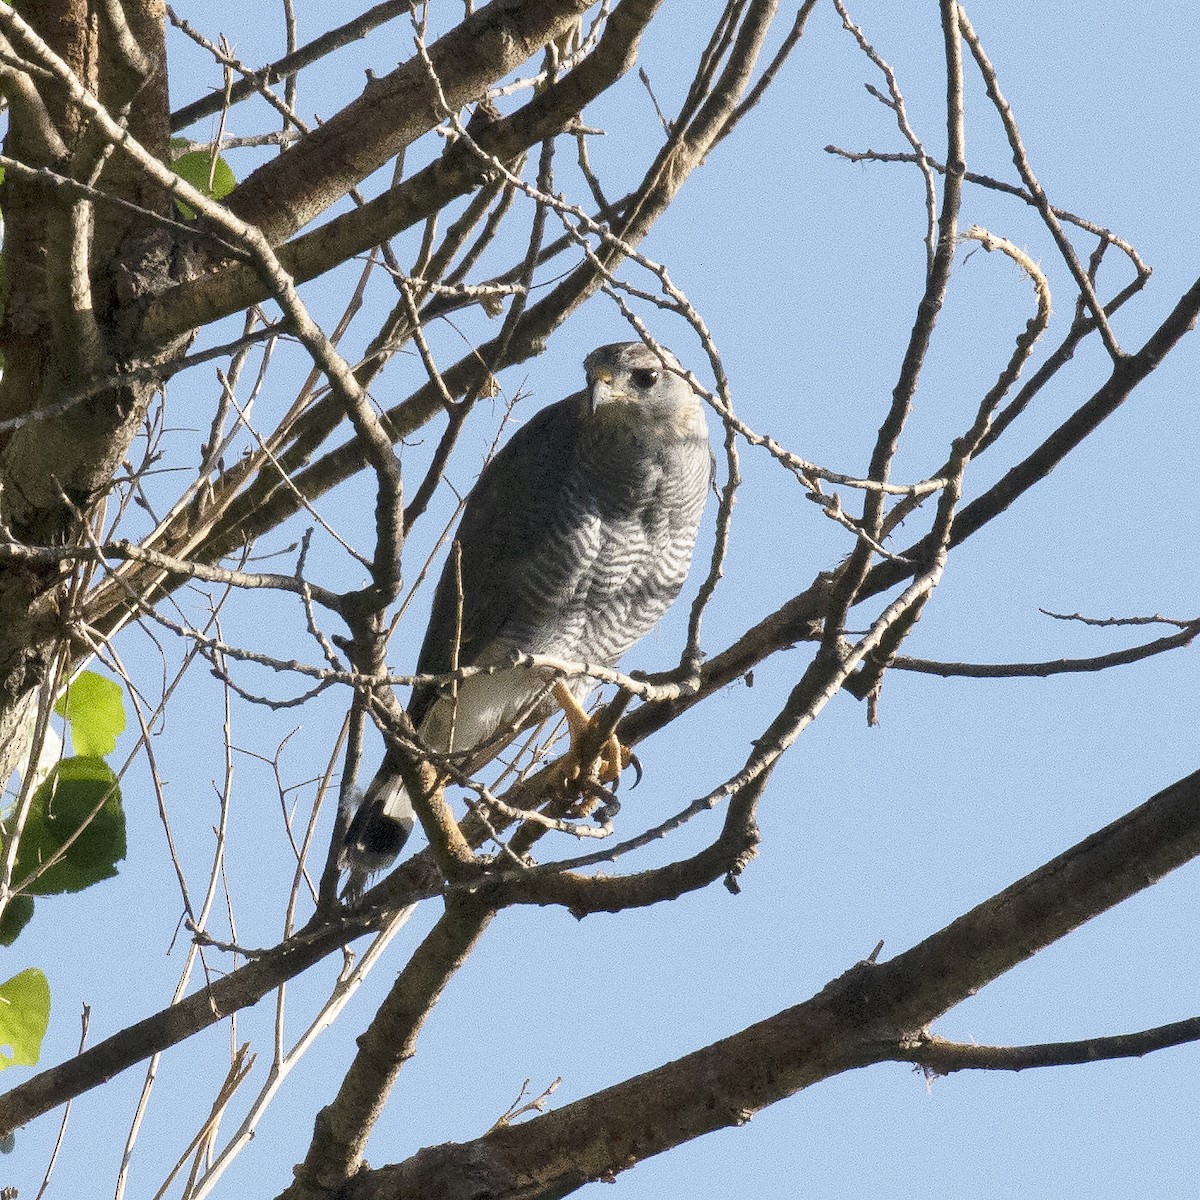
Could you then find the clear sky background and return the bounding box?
[6,3,1200,1198]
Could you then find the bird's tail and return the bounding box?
[339,761,416,900]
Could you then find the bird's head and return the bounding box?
[583,342,703,435]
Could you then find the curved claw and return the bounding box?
[626,750,643,789]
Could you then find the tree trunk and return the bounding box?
[0,0,180,778]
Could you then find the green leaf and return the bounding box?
[171,147,236,219]
[12,758,126,895]
[0,895,34,946]
[55,670,125,757]
[0,968,50,1070]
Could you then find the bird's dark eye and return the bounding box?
[630,368,659,390]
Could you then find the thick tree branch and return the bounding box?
[481,774,764,916]
[137,0,660,348]
[340,766,1200,1200]
[0,0,178,787]
[0,904,425,1139]
[367,688,481,878]
[169,0,413,131]
[207,0,595,246]
[0,2,176,525]
[281,896,494,1200]
[7,747,1199,1148]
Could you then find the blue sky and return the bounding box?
[6,3,1199,1197]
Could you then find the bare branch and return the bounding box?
[339,767,1200,1199]
[218,0,597,245]
[893,1021,1200,1076]
[834,0,938,276]
[185,909,416,1200]
[820,0,964,655]
[137,0,661,346]
[280,896,493,1200]
[863,271,1200,602]
[170,2,411,130]
[892,618,1200,679]
[823,144,1149,279]
[958,5,1124,361]
[717,1,819,141]
[0,536,345,614]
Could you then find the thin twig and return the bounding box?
[893,1020,1200,1076]
[957,5,1124,361]
[834,0,937,276]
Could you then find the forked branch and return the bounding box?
[335,767,1200,1200]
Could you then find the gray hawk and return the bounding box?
[341,341,712,887]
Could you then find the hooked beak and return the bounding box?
[587,367,615,415]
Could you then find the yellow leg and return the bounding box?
[551,680,630,785]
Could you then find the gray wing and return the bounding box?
[409,393,589,728]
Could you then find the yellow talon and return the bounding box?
[552,680,632,787]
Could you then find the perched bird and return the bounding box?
[341,341,712,888]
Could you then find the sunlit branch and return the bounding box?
[821,0,964,655]
[891,618,1200,679]
[279,896,492,1200]
[169,1,413,131]
[337,767,1200,1199]
[891,1021,1200,1076]
[958,5,1123,361]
